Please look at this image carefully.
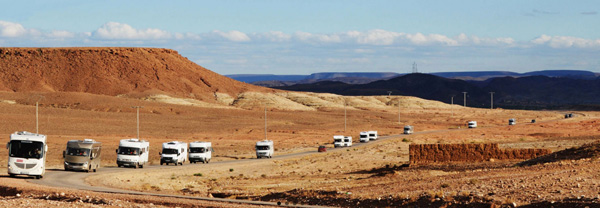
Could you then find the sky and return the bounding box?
[0,0,599,75]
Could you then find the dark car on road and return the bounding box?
[318,146,327,152]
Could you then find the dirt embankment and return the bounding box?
[0,47,272,102]
[409,143,551,164]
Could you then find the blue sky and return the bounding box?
[1,0,599,74]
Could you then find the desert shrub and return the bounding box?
[193,173,203,177]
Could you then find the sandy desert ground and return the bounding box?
[0,91,598,207]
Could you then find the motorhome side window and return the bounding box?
[256,145,270,150]
[8,140,44,159]
[118,147,140,155]
[67,148,90,156]
[162,149,178,154]
[190,147,206,153]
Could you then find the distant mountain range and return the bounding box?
[227,70,599,87]
[273,73,600,109]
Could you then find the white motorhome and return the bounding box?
[189,142,212,164]
[255,140,274,158]
[63,139,102,172]
[508,118,516,125]
[404,125,414,134]
[116,138,149,168]
[6,131,48,179]
[468,121,477,128]
[160,141,188,166]
[333,135,345,148]
[368,131,378,140]
[359,132,369,143]
[344,136,353,147]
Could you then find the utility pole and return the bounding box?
[398,99,401,124]
[387,91,392,97]
[34,95,44,134]
[451,96,454,117]
[489,92,495,109]
[462,92,467,107]
[344,99,347,132]
[264,105,267,140]
[36,101,39,134]
[131,106,143,139]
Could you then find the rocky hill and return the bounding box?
[276,73,600,109]
[0,47,271,103]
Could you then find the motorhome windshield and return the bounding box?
[334,139,343,142]
[344,139,350,142]
[66,148,90,156]
[369,134,375,137]
[9,140,44,159]
[360,135,367,138]
[256,145,270,150]
[404,127,410,130]
[190,147,206,153]
[162,148,178,154]
[118,147,140,155]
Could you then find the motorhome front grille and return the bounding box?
[68,163,84,166]
[14,162,37,169]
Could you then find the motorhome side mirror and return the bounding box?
[6,142,8,149]
[177,153,180,156]
[116,149,118,153]
[159,152,162,155]
[63,151,66,158]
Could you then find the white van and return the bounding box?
[333,135,345,148]
[468,121,477,128]
[509,118,516,125]
[7,131,48,179]
[160,141,188,166]
[189,141,212,164]
[116,138,149,168]
[359,132,369,143]
[344,136,353,147]
[368,131,378,140]
[255,140,274,159]
[404,125,414,134]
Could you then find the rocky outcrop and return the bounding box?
[409,143,550,164]
[0,47,271,102]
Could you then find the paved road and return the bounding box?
[29,114,570,207]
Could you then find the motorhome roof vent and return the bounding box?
[83,139,94,143]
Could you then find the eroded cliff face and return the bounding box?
[0,47,270,101]
[409,143,551,164]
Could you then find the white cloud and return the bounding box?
[255,31,291,42]
[46,30,75,39]
[0,21,28,37]
[531,35,600,48]
[291,31,342,43]
[212,30,250,42]
[355,29,403,45]
[93,22,171,39]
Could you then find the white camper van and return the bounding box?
[359,132,369,143]
[333,135,345,148]
[255,140,274,158]
[63,139,102,172]
[404,125,414,134]
[160,141,188,166]
[368,131,378,140]
[6,131,48,179]
[508,118,516,125]
[189,142,212,164]
[116,138,149,168]
[344,136,353,147]
[468,121,477,128]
